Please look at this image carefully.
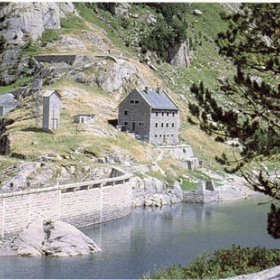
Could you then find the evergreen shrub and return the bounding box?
[149,245,280,279]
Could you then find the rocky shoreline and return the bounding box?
[183,173,256,203]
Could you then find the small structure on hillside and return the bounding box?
[118,87,180,145]
[42,89,61,131]
[0,93,19,117]
[73,114,95,124]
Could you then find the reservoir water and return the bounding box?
[0,194,279,279]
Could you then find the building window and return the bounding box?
[155,134,158,138]
[124,110,129,115]
[156,112,158,116]
[139,122,144,126]
[166,123,169,127]
[161,123,164,127]
[162,112,164,116]
[155,123,158,127]
[172,123,175,127]
[124,122,128,125]
[167,112,169,117]
[129,99,139,105]
[159,134,162,137]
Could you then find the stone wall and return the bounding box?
[34,55,88,66]
[183,180,220,203]
[0,170,132,240]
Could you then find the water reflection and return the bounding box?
[0,195,278,279]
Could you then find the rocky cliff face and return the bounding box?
[0,2,75,85]
[0,2,75,44]
[168,39,193,68]
[0,2,194,86]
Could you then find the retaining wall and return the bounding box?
[183,180,220,203]
[34,55,89,65]
[0,170,132,240]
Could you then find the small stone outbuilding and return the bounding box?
[73,114,95,124]
[118,87,180,145]
[42,89,61,131]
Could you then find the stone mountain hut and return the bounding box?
[42,89,61,131]
[118,87,180,145]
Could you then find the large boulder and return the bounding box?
[193,9,203,16]
[15,219,45,256]
[1,219,100,257]
[42,220,101,257]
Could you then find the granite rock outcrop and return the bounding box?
[0,219,100,257]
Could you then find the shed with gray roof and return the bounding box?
[118,87,180,145]
[42,89,61,131]
[74,114,95,124]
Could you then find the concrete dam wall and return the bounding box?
[0,169,132,239]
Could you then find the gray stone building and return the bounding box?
[42,89,61,131]
[118,87,180,145]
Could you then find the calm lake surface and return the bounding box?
[0,194,279,279]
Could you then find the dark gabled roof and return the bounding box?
[137,88,178,110]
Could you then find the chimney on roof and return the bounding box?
[144,86,149,94]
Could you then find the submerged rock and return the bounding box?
[0,219,101,257]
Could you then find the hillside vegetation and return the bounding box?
[0,3,237,184]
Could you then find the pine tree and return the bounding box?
[188,3,280,238]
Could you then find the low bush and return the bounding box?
[148,245,280,279]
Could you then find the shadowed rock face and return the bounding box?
[0,219,101,257]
